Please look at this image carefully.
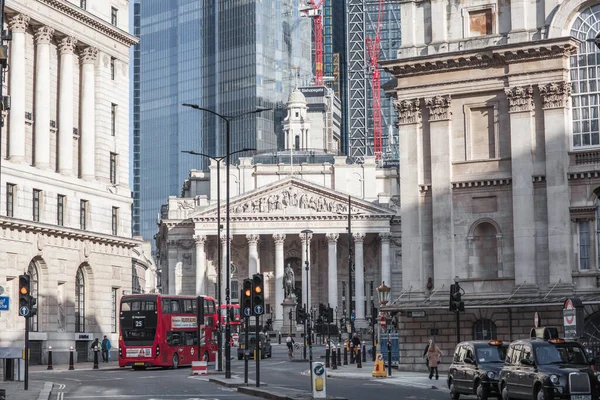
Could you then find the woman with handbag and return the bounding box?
[426,340,443,380]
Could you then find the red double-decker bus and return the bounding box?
[220,304,241,346]
[118,294,218,369]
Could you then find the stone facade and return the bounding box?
[382,0,600,369]
[0,0,143,364]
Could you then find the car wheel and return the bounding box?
[476,381,489,400]
[172,353,179,369]
[536,388,547,400]
[501,384,510,400]
[450,381,460,400]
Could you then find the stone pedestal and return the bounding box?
[282,298,296,336]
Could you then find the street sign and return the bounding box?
[564,299,576,338]
[0,296,8,311]
[379,316,386,329]
[350,312,355,322]
[407,311,426,318]
[314,363,325,376]
[254,305,263,315]
[243,307,251,317]
[19,305,29,317]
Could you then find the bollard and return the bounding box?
[387,341,392,377]
[362,345,367,363]
[93,346,99,369]
[337,347,341,367]
[343,347,348,365]
[47,346,53,370]
[350,344,355,364]
[372,342,376,362]
[331,345,337,369]
[69,346,75,370]
[0,389,5,400]
[325,346,330,368]
[356,349,362,368]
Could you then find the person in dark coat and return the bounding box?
[423,339,432,372]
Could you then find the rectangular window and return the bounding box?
[57,195,65,226]
[80,0,86,10]
[6,183,15,217]
[80,200,88,230]
[580,220,591,270]
[111,288,118,333]
[110,152,117,184]
[112,207,119,235]
[469,9,493,37]
[111,7,118,26]
[111,104,117,136]
[110,57,115,80]
[33,189,41,222]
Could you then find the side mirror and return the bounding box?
[520,358,534,366]
[464,357,474,364]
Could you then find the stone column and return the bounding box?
[273,234,286,325]
[430,0,447,43]
[540,82,573,286]
[326,233,339,311]
[353,233,366,326]
[247,234,260,278]
[80,47,98,180]
[505,86,536,285]
[300,231,313,310]
[8,15,30,163]
[194,235,207,296]
[395,99,423,291]
[426,95,454,288]
[58,37,77,175]
[33,26,54,169]
[380,233,392,292]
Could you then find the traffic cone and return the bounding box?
[372,353,387,377]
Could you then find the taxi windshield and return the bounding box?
[476,346,506,363]
[535,344,589,365]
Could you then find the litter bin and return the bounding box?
[0,347,25,381]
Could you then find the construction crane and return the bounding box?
[366,0,385,160]
[300,0,326,86]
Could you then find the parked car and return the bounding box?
[237,332,272,360]
[498,327,600,400]
[447,339,507,400]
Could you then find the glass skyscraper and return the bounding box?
[132,0,311,243]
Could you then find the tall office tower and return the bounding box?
[347,0,401,164]
[132,0,312,243]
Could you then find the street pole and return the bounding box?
[225,118,232,379]
[347,195,354,333]
[216,159,222,372]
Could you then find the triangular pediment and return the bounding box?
[189,177,394,220]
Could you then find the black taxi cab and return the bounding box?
[448,339,507,400]
[498,327,600,400]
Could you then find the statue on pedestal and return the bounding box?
[284,263,295,299]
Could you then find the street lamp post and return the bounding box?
[375,282,391,358]
[301,229,313,380]
[182,103,271,379]
[181,147,255,372]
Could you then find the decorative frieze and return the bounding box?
[8,14,30,32]
[34,26,55,44]
[569,171,600,180]
[58,37,78,54]
[80,47,99,64]
[394,98,421,125]
[505,85,534,113]
[451,178,512,189]
[425,95,451,121]
[539,81,571,109]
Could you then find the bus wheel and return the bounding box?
[204,352,210,363]
[172,353,179,369]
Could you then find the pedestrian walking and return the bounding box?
[351,332,361,358]
[427,340,443,380]
[423,339,432,373]
[101,335,112,363]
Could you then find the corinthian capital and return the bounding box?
[246,234,260,245]
[379,232,392,243]
[394,98,421,125]
[539,81,571,109]
[34,26,54,44]
[353,232,366,243]
[58,37,78,54]
[273,233,286,244]
[193,235,207,246]
[8,14,30,33]
[326,233,339,243]
[505,85,534,113]
[80,47,99,64]
[425,95,452,121]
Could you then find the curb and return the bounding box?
[38,382,53,400]
[237,386,346,400]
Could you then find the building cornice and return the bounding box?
[451,178,512,190]
[0,216,141,248]
[8,0,139,46]
[381,37,578,78]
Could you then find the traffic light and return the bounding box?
[296,306,304,324]
[242,279,253,317]
[18,274,31,317]
[450,283,465,312]
[327,307,334,323]
[252,273,264,315]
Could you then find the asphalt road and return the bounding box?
[31,344,450,400]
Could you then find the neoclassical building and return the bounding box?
[0,0,145,364]
[382,0,600,369]
[156,88,400,331]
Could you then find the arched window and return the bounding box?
[570,5,600,148]
[473,319,497,340]
[468,221,500,279]
[75,267,85,333]
[27,261,39,332]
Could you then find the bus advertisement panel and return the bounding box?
[119,294,218,369]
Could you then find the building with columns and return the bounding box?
[0,0,145,364]
[381,0,600,370]
[156,89,400,332]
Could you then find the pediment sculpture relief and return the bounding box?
[232,186,361,214]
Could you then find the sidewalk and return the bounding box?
[0,380,53,400]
